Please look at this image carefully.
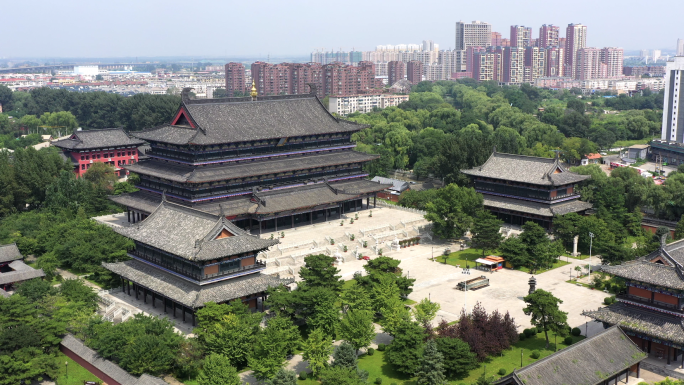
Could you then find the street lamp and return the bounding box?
[588,232,595,275]
[65,361,68,381]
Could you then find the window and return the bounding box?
[86,155,90,160]
[81,164,86,170]
[80,155,85,160]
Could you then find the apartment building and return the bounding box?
[455,21,492,50]
[565,23,588,79]
[224,62,246,96]
[387,61,405,86]
[328,94,410,116]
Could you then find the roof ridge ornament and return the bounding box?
[250,80,258,101]
[662,232,669,248]
[161,190,167,202]
[219,204,226,220]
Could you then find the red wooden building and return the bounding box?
[52,128,145,177]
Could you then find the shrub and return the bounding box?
[531,351,540,359]
[571,327,582,336]
[498,368,506,376]
[299,371,308,380]
[375,377,383,384]
[518,333,526,341]
[535,326,543,333]
[367,347,375,356]
[604,296,616,305]
[563,336,573,345]
[523,328,536,338]
[377,343,386,351]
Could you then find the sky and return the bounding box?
[2,0,682,59]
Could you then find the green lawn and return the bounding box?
[613,137,656,147]
[437,249,569,275]
[565,253,590,260]
[53,352,102,385]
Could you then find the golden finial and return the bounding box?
[250,80,258,99]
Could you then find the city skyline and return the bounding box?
[1,0,682,58]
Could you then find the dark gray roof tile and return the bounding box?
[602,261,684,290]
[583,303,684,345]
[0,268,45,285]
[0,243,22,263]
[495,326,645,385]
[52,128,145,151]
[103,259,293,308]
[462,151,590,186]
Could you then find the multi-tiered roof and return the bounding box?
[584,239,684,350]
[461,150,592,227]
[104,198,291,309]
[111,91,389,220]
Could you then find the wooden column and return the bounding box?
[339,203,342,219]
[250,217,253,231]
[275,216,278,231]
[668,346,672,365]
[127,280,131,296]
[291,214,294,229]
[310,212,313,225]
[121,277,125,292]
[648,340,652,353]
[192,310,196,327]
[259,220,262,237]
[135,284,139,300]
[173,302,176,318]
[325,209,328,222]
[152,292,155,308]
[164,298,167,313]
[182,306,186,322]
[127,210,131,223]
[373,194,376,208]
[637,362,640,378]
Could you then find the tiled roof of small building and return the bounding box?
[133,96,366,146]
[461,151,591,186]
[370,176,410,192]
[0,267,45,285]
[602,260,684,290]
[0,243,22,263]
[52,128,145,150]
[113,200,278,261]
[126,150,378,183]
[103,259,293,308]
[482,195,592,218]
[582,303,684,345]
[494,326,645,385]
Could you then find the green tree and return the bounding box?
[471,210,504,257]
[302,328,334,377]
[413,298,441,326]
[498,235,528,269]
[338,310,375,353]
[197,353,240,385]
[299,254,343,292]
[434,337,477,378]
[249,315,300,381]
[267,368,298,385]
[385,320,425,375]
[319,365,367,385]
[332,341,359,369]
[0,85,13,111]
[83,162,118,190]
[14,278,55,302]
[675,215,684,240]
[522,289,569,349]
[59,278,98,310]
[416,339,448,385]
[424,184,483,239]
[119,334,177,375]
[340,280,373,313]
[360,256,415,297]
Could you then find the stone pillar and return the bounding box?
[572,235,579,256]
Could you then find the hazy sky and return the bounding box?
[2,0,682,59]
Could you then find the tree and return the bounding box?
[498,236,528,269]
[434,337,477,378]
[319,366,367,385]
[471,210,504,257]
[299,254,343,292]
[360,256,415,297]
[385,320,425,375]
[302,328,334,377]
[474,373,495,385]
[267,369,297,385]
[338,310,375,353]
[424,184,483,239]
[332,341,359,369]
[175,339,204,379]
[83,162,118,190]
[340,280,372,313]
[197,354,240,385]
[413,298,441,326]
[416,339,448,385]
[14,278,55,302]
[249,315,300,381]
[59,278,98,310]
[675,215,684,240]
[522,289,569,349]
[119,334,177,375]
[0,85,13,111]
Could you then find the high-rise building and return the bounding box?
[439,50,466,76]
[678,39,684,56]
[406,61,423,84]
[387,61,405,86]
[421,40,438,51]
[491,32,503,47]
[661,57,684,142]
[224,63,246,97]
[576,48,604,80]
[455,21,492,51]
[545,47,565,77]
[539,25,560,48]
[502,47,525,84]
[524,47,546,83]
[600,48,624,78]
[565,23,588,79]
[322,61,376,96]
[653,50,662,62]
[472,50,502,82]
[466,46,488,74]
[289,63,324,97]
[510,25,532,47]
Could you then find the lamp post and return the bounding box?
[588,232,595,276]
[65,361,68,382]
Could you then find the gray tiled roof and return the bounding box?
[494,326,645,385]
[8,260,32,271]
[61,334,139,385]
[664,239,684,266]
[482,195,593,218]
[0,267,45,285]
[134,374,170,385]
[126,150,378,183]
[0,289,10,298]
[103,259,293,308]
[602,260,684,290]
[110,178,390,217]
[133,96,365,145]
[583,303,684,345]
[370,176,410,192]
[462,151,591,186]
[0,243,22,263]
[52,128,145,150]
[113,200,278,261]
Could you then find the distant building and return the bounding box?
[678,38,684,56]
[224,62,246,96]
[387,61,405,86]
[510,25,532,47]
[601,47,624,78]
[455,21,492,51]
[545,46,565,77]
[0,243,45,296]
[51,128,144,177]
[538,24,560,48]
[406,61,423,84]
[661,56,684,143]
[565,23,588,79]
[328,94,410,116]
[623,66,665,77]
[577,48,604,80]
[73,65,100,76]
[627,144,649,159]
[491,32,503,47]
[371,176,410,202]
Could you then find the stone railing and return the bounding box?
[376,200,427,215]
[360,224,393,236]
